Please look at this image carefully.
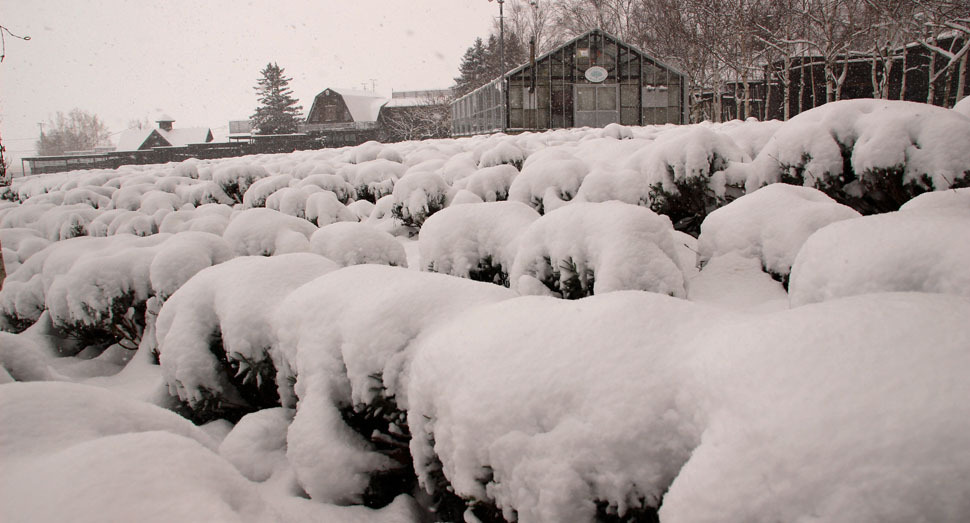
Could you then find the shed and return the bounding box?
[452,28,687,136]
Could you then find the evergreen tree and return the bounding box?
[454,33,528,98]
[484,31,527,82]
[251,62,303,135]
[454,38,489,97]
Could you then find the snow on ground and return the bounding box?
[2,103,969,522]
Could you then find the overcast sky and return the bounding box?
[1,0,498,168]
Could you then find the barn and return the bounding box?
[452,28,688,136]
[301,88,386,147]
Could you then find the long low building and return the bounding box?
[452,28,688,136]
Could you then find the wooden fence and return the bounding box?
[21,134,323,176]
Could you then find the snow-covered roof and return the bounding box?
[164,127,212,146]
[384,96,440,109]
[115,126,212,151]
[115,128,160,152]
[314,88,388,123]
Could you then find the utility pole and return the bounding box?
[489,0,506,131]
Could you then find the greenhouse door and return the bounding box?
[574,84,619,127]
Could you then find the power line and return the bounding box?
[0,24,31,63]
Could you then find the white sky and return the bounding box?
[1,0,498,169]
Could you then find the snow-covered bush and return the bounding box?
[298,173,355,204]
[0,228,50,276]
[158,204,232,235]
[419,201,539,286]
[148,231,234,302]
[156,253,337,422]
[408,292,716,522]
[477,141,526,170]
[174,180,234,207]
[0,235,133,333]
[629,126,748,233]
[264,186,319,219]
[788,206,970,305]
[574,167,651,206]
[697,183,861,285]
[898,186,970,212]
[741,99,970,213]
[408,291,970,522]
[62,187,111,208]
[353,159,407,203]
[309,222,407,267]
[46,233,169,350]
[659,292,970,522]
[222,208,317,256]
[438,151,478,184]
[29,204,100,241]
[602,122,634,139]
[346,199,375,221]
[304,190,357,227]
[350,140,384,164]
[242,174,293,208]
[453,164,518,202]
[275,265,513,505]
[508,155,589,214]
[212,163,271,204]
[511,202,686,299]
[389,171,452,230]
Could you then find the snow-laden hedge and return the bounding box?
[419,201,539,286]
[222,208,317,256]
[734,99,970,213]
[697,183,860,284]
[309,222,407,267]
[628,126,748,232]
[508,154,589,215]
[511,201,686,299]
[789,203,970,305]
[408,291,970,522]
[275,265,513,505]
[156,253,338,421]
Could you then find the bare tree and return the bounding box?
[35,109,112,156]
[911,1,970,105]
[379,93,453,143]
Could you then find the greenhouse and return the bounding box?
[452,28,687,136]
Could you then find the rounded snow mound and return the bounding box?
[275,265,514,503]
[309,222,407,267]
[156,253,338,416]
[419,200,539,284]
[222,207,317,256]
[698,183,861,280]
[511,201,686,298]
[789,206,970,305]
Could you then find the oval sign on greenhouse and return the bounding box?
[585,66,608,83]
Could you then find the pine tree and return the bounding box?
[454,38,489,97]
[251,62,303,135]
[454,33,528,98]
